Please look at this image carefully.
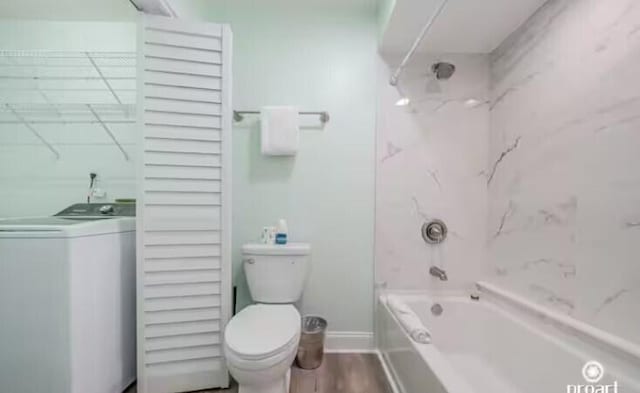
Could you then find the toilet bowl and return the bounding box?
[224,304,301,393]
[224,243,311,393]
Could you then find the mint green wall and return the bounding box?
[172,1,378,333]
[0,20,135,51]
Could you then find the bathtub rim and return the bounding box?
[476,281,640,366]
[379,288,640,392]
[381,283,640,366]
[377,293,476,393]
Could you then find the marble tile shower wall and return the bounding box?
[487,0,640,345]
[375,54,490,291]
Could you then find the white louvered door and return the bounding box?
[136,15,232,393]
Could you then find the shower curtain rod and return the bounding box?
[389,0,448,86]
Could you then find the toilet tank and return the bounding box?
[242,243,311,304]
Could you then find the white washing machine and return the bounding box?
[0,203,136,393]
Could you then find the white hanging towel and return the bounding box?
[260,106,300,156]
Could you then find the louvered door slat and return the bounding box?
[137,15,232,393]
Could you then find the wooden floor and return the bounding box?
[125,353,393,393]
[290,353,393,393]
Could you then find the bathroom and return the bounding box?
[0,0,638,392]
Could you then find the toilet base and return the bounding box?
[238,369,291,393]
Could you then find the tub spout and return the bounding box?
[429,266,448,281]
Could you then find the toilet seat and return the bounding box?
[224,304,300,370]
[225,337,299,371]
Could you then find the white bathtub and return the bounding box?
[377,286,640,393]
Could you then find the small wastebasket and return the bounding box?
[296,315,327,369]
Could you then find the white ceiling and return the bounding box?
[380,0,548,55]
[0,0,543,53]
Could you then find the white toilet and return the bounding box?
[224,243,311,393]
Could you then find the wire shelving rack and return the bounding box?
[0,51,137,160]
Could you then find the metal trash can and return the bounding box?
[296,316,327,369]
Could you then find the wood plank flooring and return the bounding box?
[125,353,393,393]
[291,353,393,393]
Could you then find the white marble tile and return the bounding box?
[486,0,640,345]
[375,54,490,291]
[376,0,640,348]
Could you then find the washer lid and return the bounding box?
[225,304,300,360]
[0,217,105,227]
[0,216,135,238]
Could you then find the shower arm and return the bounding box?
[389,0,448,86]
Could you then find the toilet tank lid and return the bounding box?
[242,242,311,256]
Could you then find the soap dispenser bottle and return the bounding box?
[275,219,288,245]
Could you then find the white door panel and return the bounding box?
[137,14,232,393]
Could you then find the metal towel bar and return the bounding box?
[233,110,329,123]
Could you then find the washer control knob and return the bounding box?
[99,205,115,215]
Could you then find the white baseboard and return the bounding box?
[324,331,375,353]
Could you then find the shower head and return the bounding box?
[431,62,456,80]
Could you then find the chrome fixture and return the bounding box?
[423,61,456,94]
[389,0,448,86]
[431,62,456,80]
[431,303,444,316]
[429,266,448,281]
[422,219,447,244]
[233,110,330,123]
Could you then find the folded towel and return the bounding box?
[387,295,432,344]
[387,295,413,315]
[260,106,299,156]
